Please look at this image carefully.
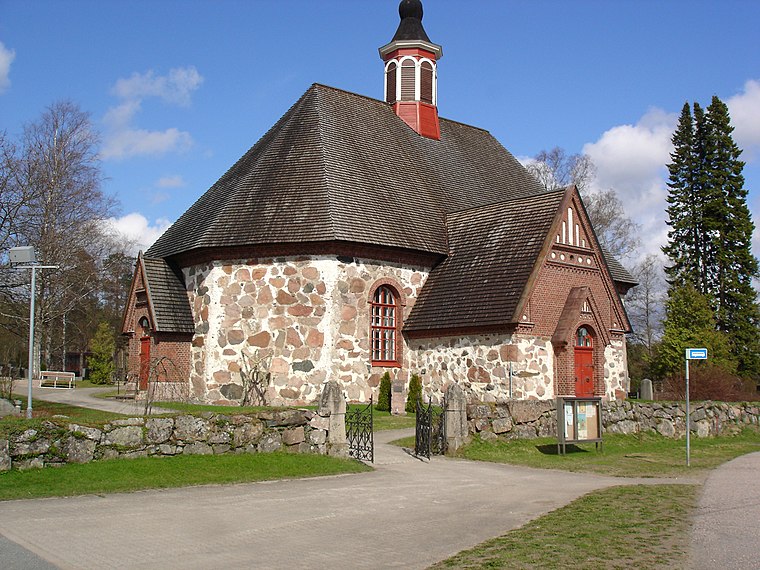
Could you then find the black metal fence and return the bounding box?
[346,397,374,462]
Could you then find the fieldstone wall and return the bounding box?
[603,339,628,401]
[409,334,554,403]
[184,255,429,406]
[0,410,339,472]
[466,400,760,442]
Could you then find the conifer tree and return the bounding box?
[88,321,115,385]
[662,96,759,377]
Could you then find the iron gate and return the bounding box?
[415,397,447,459]
[346,397,373,462]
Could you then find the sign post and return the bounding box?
[685,348,708,466]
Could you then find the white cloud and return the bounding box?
[582,108,677,260]
[104,213,172,255]
[0,41,16,94]
[111,67,203,107]
[101,66,202,161]
[728,79,760,159]
[156,175,185,188]
[100,127,192,160]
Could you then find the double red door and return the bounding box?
[139,337,150,390]
[574,346,594,397]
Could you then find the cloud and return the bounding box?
[104,213,172,255]
[155,175,185,188]
[582,108,677,259]
[111,67,203,107]
[0,41,16,94]
[100,127,193,160]
[101,66,202,161]
[728,79,760,159]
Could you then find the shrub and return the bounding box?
[660,364,757,401]
[405,374,422,413]
[376,372,391,411]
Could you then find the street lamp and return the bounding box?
[9,246,58,419]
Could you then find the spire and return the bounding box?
[379,0,443,140]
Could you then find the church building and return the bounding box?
[121,0,636,406]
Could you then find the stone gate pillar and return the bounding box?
[445,383,469,452]
[317,380,347,457]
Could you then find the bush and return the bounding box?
[405,374,422,413]
[376,372,391,411]
[660,364,757,401]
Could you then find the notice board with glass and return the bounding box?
[556,397,603,455]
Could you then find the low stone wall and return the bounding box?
[0,409,338,472]
[466,400,760,442]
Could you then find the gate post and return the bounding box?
[445,383,469,452]
[318,380,347,457]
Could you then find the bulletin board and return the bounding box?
[557,397,603,454]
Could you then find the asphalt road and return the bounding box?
[0,429,676,570]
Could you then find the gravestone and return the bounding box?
[391,379,406,415]
[640,378,653,401]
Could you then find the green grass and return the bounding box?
[453,429,760,478]
[430,484,697,569]
[1,394,128,435]
[0,452,371,501]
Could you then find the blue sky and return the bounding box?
[1,0,759,265]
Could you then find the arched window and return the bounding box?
[420,60,434,104]
[371,285,400,365]
[576,327,593,348]
[400,59,416,101]
[385,61,397,103]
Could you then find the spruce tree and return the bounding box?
[662,97,759,378]
[88,321,115,385]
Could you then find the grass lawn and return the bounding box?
[448,429,760,478]
[2,395,128,434]
[0,452,371,501]
[430,484,697,569]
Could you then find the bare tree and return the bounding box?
[583,189,641,262]
[527,147,640,262]
[525,147,596,193]
[1,102,124,373]
[625,254,666,355]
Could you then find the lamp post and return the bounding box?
[9,246,58,419]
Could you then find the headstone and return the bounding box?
[640,378,653,401]
[391,380,406,415]
[318,380,347,456]
[444,383,469,452]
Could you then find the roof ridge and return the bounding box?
[312,87,338,239]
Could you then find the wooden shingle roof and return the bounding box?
[142,257,194,334]
[404,190,566,332]
[146,84,547,260]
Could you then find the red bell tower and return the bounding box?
[379,0,443,140]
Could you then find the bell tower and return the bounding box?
[379,0,443,140]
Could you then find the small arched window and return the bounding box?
[138,317,151,337]
[400,59,416,101]
[420,61,434,104]
[576,327,593,348]
[371,285,400,366]
[385,61,397,103]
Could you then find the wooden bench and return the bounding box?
[39,371,76,389]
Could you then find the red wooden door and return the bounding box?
[139,337,150,390]
[574,327,594,397]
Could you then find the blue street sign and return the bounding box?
[686,348,708,360]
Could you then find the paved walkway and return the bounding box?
[691,451,760,569]
[12,379,174,415]
[0,429,680,570]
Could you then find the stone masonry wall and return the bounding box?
[185,255,429,406]
[466,400,760,442]
[409,334,554,403]
[0,410,337,472]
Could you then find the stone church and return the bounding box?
[121,0,636,406]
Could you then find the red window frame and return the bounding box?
[370,285,401,367]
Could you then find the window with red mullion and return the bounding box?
[371,285,400,366]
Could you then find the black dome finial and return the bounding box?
[391,0,431,43]
[399,0,423,21]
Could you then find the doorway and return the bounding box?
[574,327,594,397]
